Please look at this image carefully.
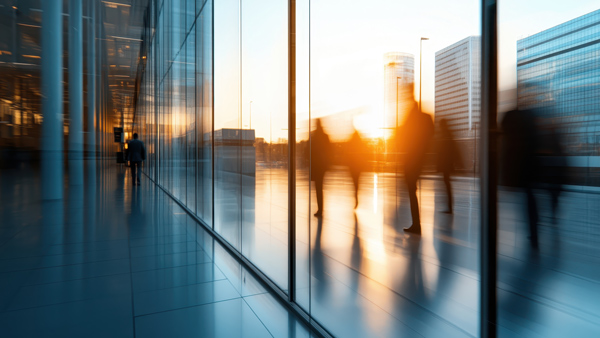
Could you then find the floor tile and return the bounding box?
[134,298,272,338]
[6,273,131,311]
[133,279,240,316]
[131,262,226,293]
[244,293,312,338]
[0,295,133,338]
[130,250,212,272]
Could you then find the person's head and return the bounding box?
[439,118,448,130]
[315,118,323,131]
[133,133,138,139]
[438,118,450,137]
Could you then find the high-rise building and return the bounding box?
[435,36,481,135]
[383,52,414,129]
[517,9,600,156]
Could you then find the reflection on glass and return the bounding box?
[497,3,600,337]
[214,0,242,250]
[307,0,481,336]
[240,0,290,291]
[128,1,600,337]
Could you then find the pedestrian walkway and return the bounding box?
[0,163,312,338]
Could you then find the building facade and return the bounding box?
[383,52,414,129]
[517,9,600,158]
[435,36,481,135]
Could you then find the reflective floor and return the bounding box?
[2,163,600,337]
[0,162,312,338]
[232,167,600,337]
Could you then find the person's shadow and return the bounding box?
[349,213,364,294]
[404,235,425,301]
[128,184,145,236]
[311,217,329,299]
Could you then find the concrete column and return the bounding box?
[87,1,96,159]
[41,0,63,200]
[87,1,97,186]
[69,0,84,186]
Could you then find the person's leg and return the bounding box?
[136,162,142,184]
[525,186,538,247]
[352,171,359,208]
[444,171,453,213]
[315,176,324,216]
[131,161,137,185]
[408,178,420,227]
[404,174,421,233]
[549,186,560,221]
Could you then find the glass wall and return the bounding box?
[497,2,600,337]
[135,0,600,337]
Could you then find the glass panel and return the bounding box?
[196,0,213,225]
[172,48,186,203]
[240,0,289,292]
[497,3,600,337]
[308,1,481,336]
[186,29,196,212]
[214,0,242,249]
[295,0,311,313]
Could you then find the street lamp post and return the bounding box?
[420,37,429,111]
[396,76,402,128]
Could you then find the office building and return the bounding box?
[435,36,481,134]
[517,9,600,157]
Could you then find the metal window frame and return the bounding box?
[480,1,498,337]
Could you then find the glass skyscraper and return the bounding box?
[435,36,481,134]
[517,9,600,158]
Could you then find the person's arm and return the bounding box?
[142,143,146,161]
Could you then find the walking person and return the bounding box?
[501,109,540,247]
[347,128,368,209]
[311,119,332,217]
[127,133,146,186]
[437,119,459,214]
[399,87,434,234]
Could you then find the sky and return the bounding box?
[214,0,600,142]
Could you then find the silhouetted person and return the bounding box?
[311,119,331,217]
[400,97,434,234]
[437,119,459,214]
[347,129,368,209]
[539,121,566,221]
[127,133,146,186]
[501,109,540,247]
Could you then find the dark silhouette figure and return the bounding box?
[346,129,369,209]
[399,99,434,234]
[436,119,459,214]
[501,109,540,247]
[539,121,566,222]
[311,119,331,217]
[127,133,146,186]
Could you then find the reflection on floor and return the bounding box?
[2,163,600,337]
[250,168,600,337]
[0,163,311,338]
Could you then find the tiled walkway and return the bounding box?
[0,162,312,337]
